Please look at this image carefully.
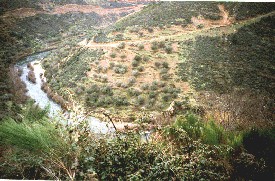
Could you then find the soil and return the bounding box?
[1,4,144,20]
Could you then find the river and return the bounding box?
[16,52,111,134]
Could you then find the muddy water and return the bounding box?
[17,52,111,133]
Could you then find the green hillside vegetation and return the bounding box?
[1,1,275,180]
[114,2,275,30]
[1,103,274,180]
[177,16,274,128]
[115,2,222,30]
[178,16,275,94]
[0,0,87,13]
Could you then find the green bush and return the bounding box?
[100,85,113,96]
[128,77,136,85]
[114,65,128,74]
[127,88,141,97]
[138,66,144,72]
[164,45,173,54]
[138,44,144,50]
[118,42,126,49]
[141,83,149,90]
[132,60,139,67]
[154,61,161,68]
[143,55,150,62]
[151,42,158,51]
[114,34,124,41]
[110,52,116,58]
[113,96,129,106]
[136,95,145,105]
[162,62,169,68]
[0,102,73,179]
[120,54,126,59]
[147,27,154,33]
[202,120,224,145]
[134,54,142,61]
[131,70,139,77]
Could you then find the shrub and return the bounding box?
[118,42,126,49]
[154,61,161,68]
[138,44,144,50]
[161,74,169,81]
[147,27,154,33]
[150,82,158,91]
[162,62,169,68]
[116,82,122,87]
[158,41,166,48]
[114,33,124,41]
[114,66,127,74]
[27,71,36,83]
[151,42,158,51]
[110,53,116,58]
[170,114,203,140]
[148,98,156,107]
[164,45,173,54]
[160,68,169,74]
[143,55,150,62]
[120,54,126,59]
[128,26,140,33]
[100,85,113,96]
[113,96,129,106]
[121,83,129,88]
[136,95,145,105]
[141,83,149,90]
[202,120,224,145]
[132,60,139,67]
[109,62,115,69]
[197,24,204,29]
[87,84,100,94]
[27,63,34,71]
[128,77,136,85]
[131,70,139,77]
[149,91,157,99]
[127,88,141,97]
[138,66,144,72]
[161,93,170,102]
[134,54,142,61]
[0,102,76,179]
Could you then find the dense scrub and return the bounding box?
[114,2,275,30]
[1,104,274,180]
[0,0,87,13]
[42,48,102,103]
[178,16,275,94]
[114,2,222,30]
[224,2,275,20]
[177,15,275,127]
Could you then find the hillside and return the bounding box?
[0,0,143,119]
[114,2,275,30]
[41,2,275,126]
[1,1,275,180]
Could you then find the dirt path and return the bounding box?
[81,10,275,49]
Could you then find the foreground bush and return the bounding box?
[1,104,273,180]
[0,102,92,180]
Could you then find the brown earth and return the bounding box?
[1,4,144,19]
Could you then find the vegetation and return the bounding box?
[114,2,275,30]
[1,1,275,180]
[178,16,275,94]
[1,104,274,180]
